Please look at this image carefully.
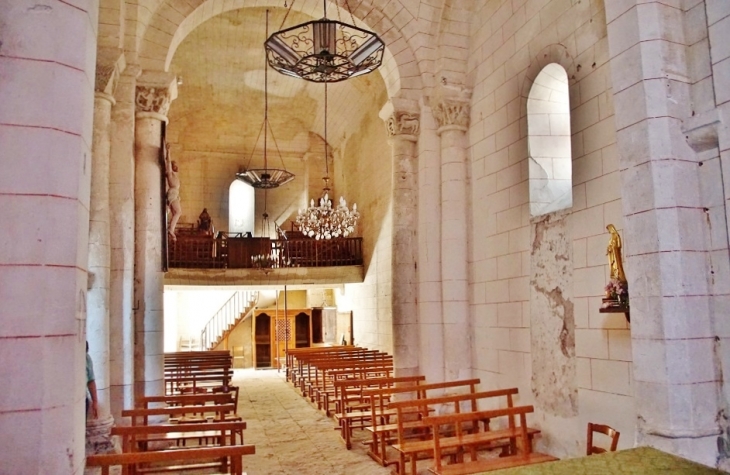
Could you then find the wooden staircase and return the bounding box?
[201,291,259,350]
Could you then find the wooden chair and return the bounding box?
[587,422,620,455]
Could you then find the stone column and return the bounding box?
[380,100,420,377]
[417,100,446,383]
[606,2,723,466]
[0,2,96,472]
[432,89,472,381]
[134,73,177,398]
[86,49,124,458]
[109,64,139,422]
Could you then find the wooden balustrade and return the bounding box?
[168,235,363,270]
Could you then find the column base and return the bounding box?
[85,414,119,475]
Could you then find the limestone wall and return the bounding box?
[339,87,394,354]
[468,0,633,457]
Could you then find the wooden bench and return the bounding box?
[423,405,558,475]
[361,378,481,466]
[112,421,248,453]
[304,356,394,409]
[134,392,243,440]
[122,403,237,427]
[290,348,380,387]
[287,346,365,390]
[331,375,426,449]
[86,444,255,475]
[164,351,233,395]
[388,388,539,475]
[285,345,361,384]
[301,351,392,402]
[314,360,395,414]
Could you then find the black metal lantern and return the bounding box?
[265,1,384,83]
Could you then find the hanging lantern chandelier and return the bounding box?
[237,10,295,189]
[264,0,385,83]
[296,82,360,239]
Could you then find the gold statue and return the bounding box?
[606,224,626,282]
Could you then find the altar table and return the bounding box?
[489,446,724,475]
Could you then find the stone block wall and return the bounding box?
[339,87,394,354]
[467,0,633,458]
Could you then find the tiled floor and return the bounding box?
[234,369,393,475]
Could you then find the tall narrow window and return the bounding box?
[229,180,255,234]
[527,63,572,216]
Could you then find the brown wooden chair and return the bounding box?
[587,422,620,455]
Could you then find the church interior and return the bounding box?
[3,0,730,473]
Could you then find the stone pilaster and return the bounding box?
[607,2,724,466]
[380,99,420,377]
[87,51,124,468]
[432,88,471,381]
[417,99,445,384]
[87,49,124,422]
[109,64,140,422]
[134,72,177,399]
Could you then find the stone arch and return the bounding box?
[519,44,577,111]
[138,0,424,100]
[433,0,474,88]
[98,0,126,50]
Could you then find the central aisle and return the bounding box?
[234,368,393,475]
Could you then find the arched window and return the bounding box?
[527,63,572,216]
[228,180,255,234]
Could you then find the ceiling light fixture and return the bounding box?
[265,0,385,83]
[296,81,360,239]
[237,10,295,189]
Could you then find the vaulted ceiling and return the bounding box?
[167,6,389,164]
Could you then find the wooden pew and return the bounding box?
[164,351,233,395]
[285,346,361,384]
[300,350,391,400]
[86,444,256,475]
[122,403,237,427]
[423,406,558,475]
[331,375,426,449]
[312,359,395,413]
[388,388,537,475]
[289,347,375,390]
[360,378,481,465]
[112,421,248,453]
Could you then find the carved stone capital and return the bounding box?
[379,98,420,142]
[135,86,173,117]
[136,71,178,118]
[95,47,125,97]
[430,86,471,134]
[385,112,420,140]
[432,98,470,132]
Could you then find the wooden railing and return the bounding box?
[201,290,259,350]
[168,235,363,269]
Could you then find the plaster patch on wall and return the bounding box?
[530,211,577,417]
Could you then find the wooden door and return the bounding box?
[254,313,272,368]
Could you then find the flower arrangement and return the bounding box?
[605,278,629,307]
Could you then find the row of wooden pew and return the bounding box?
[85,351,254,474]
[285,346,558,475]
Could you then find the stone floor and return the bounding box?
[234,368,393,475]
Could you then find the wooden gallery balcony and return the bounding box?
[165,231,365,286]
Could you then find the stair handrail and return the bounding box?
[201,290,259,350]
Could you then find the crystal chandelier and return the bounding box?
[237,10,295,189]
[296,83,359,239]
[265,0,384,83]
